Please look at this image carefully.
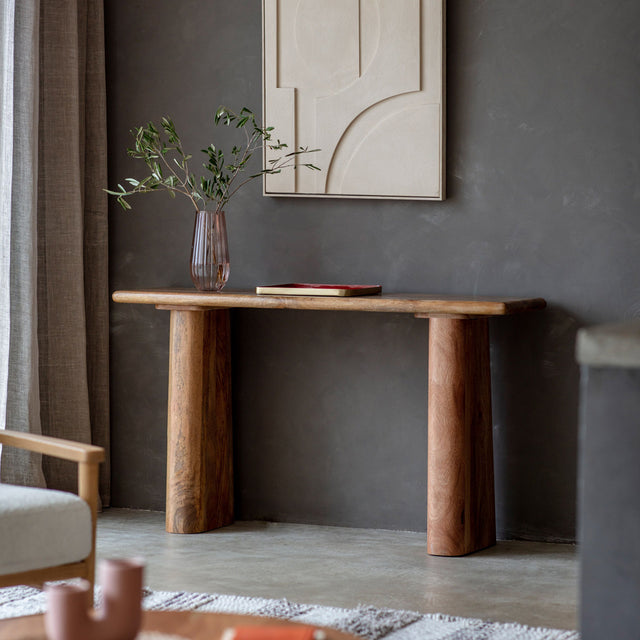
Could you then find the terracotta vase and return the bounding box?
[45,583,89,640]
[45,558,144,640]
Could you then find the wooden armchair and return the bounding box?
[0,429,104,592]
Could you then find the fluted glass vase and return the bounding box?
[190,210,230,291]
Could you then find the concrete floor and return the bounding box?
[96,508,578,631]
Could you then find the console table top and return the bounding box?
[112,289,546,317]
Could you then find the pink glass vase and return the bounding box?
[190,210,230,291]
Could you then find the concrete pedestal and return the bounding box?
[577,321,640,640]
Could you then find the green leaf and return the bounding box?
[117,196,131,210]
[214,106,227,124]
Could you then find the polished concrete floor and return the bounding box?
[96,508,578,631]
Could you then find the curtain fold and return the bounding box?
[37,0,110,503]
[0,2,15,441]
[1,0,45,488]
[0,0,110,505]
[83,0,111,507]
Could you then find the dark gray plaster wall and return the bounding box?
[105,1,640,540]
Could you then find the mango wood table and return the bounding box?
[112,289,546,556]
[0,610,359,640]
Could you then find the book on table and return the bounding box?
[256,283,382,297]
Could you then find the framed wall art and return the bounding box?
[262,0,446,201]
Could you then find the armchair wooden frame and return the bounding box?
[0,429,104,592]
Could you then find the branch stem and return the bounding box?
[107,107,319,214]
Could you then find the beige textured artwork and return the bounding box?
[262,0,445,200]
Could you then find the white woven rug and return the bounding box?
[0,585,580,640]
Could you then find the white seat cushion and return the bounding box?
[0,484,91,574]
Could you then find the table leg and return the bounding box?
[427,317,496,556]
[165,308,233,533]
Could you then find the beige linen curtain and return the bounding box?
[0,0,110,505]
[1,0,46,489]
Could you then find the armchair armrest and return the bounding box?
[0,429,104,464]
[0,428,104,524]
[0,429,105,592]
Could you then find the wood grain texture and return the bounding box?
[115,289,542,549]
[113,289,546,317]
[166,309,234,534]
[0,429,104,463]
[78,461,99,593]
[0,562,90,590]
[426,318,496,556]
[0,610,361,640]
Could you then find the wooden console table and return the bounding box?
[112,289,545,556]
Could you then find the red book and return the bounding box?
[256,283,382,297]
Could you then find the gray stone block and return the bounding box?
[578,323,640,639]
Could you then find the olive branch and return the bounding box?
[106,106,320,214]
